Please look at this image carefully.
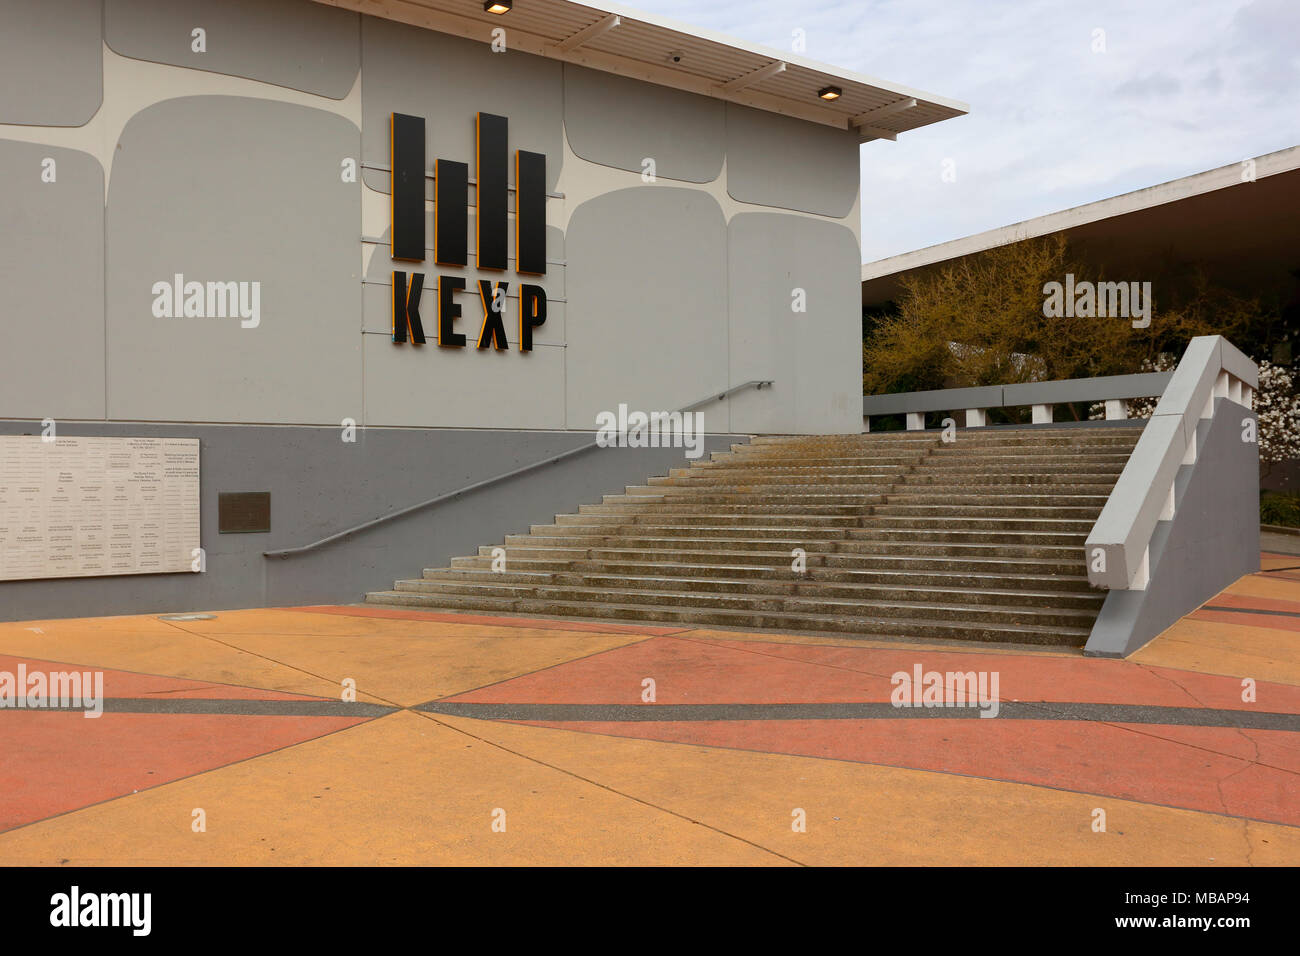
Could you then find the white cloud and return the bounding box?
[628,0,1299,262]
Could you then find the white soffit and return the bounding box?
[861,145,1300,281]
[313,0,969,138]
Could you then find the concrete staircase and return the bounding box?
[366,425,1143,646]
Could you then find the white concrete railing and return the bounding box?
[861,372,1173,432]
[1085,336,1257,590]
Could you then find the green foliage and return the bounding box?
[1260,493,1300,528]
[863,235,1289,399]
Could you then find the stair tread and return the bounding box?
[365,592,1092,638]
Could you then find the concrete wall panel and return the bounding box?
[565,187,728,427]
[105,0,359,99]
[563,64,724,183]
[105,96,361,424]
[0,0,103,126]
[0,140,106,419]
[727,213,862,433]
[725,103,860,217]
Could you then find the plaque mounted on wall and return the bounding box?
[0,436,200,581]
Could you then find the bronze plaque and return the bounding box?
[218,492,271,534]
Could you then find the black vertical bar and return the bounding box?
[515,150,546,276]
[435,159,468,267]
[390,113,425,262]
[476,112,508,271]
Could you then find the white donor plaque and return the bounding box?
[0,436,200,581]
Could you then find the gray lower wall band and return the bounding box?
[0,420,743,622]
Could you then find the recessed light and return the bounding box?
[818,86,842,101]
[484,1,512,13]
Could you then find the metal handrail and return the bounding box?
[263,380,774,559]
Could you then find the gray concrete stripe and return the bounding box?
[1202,604,1300,619]
[417,700,1300,731]
[0,699,397,717]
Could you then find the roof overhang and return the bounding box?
[313,0,968,139]
[862,145,1300,302]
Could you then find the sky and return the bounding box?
[626,0,1300,264]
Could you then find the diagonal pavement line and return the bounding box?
[155,618,411,711]
[411,709,808,866]
[0,649,336,701]
[428,632,664,701]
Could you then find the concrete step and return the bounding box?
[749,434,1139,451]
[389,579,1099,625]
[619,488,889,502]
[446,556,1095,591]
[647,472,906,487]
[883,491,1110,503]
[900,473,1121,487]
[418,568,1105,609]
[364,590,1092,645]
[472,545,1084,575]
[501,533,1084,559]
[694,457,925,470]
[585,501,874,516]
[861,516,1095,532]
[871,503,1102,519]
[525,523,1089,546]
[911,461,1124,476]
[555,512,868,528]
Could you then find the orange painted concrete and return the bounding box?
[1,555,1299,864]
[513,717,1300,826]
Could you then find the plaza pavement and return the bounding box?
[1,552,1298,866]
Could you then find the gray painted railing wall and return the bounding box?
[862,338,1260,657]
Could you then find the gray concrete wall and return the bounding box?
[105,96,362,425]
[563,64,724,183]
[0,419,742,621]
[105,0,360,98]
[0,0,103,126]
[0,140,105,420]
[1085,397,1260,657]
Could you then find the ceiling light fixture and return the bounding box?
[818,86,842,101]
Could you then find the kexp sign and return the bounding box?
[389,111,547,352]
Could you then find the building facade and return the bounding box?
[0,0,964,620]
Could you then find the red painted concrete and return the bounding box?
[444,635,1300,714]
[0,711,370,834]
